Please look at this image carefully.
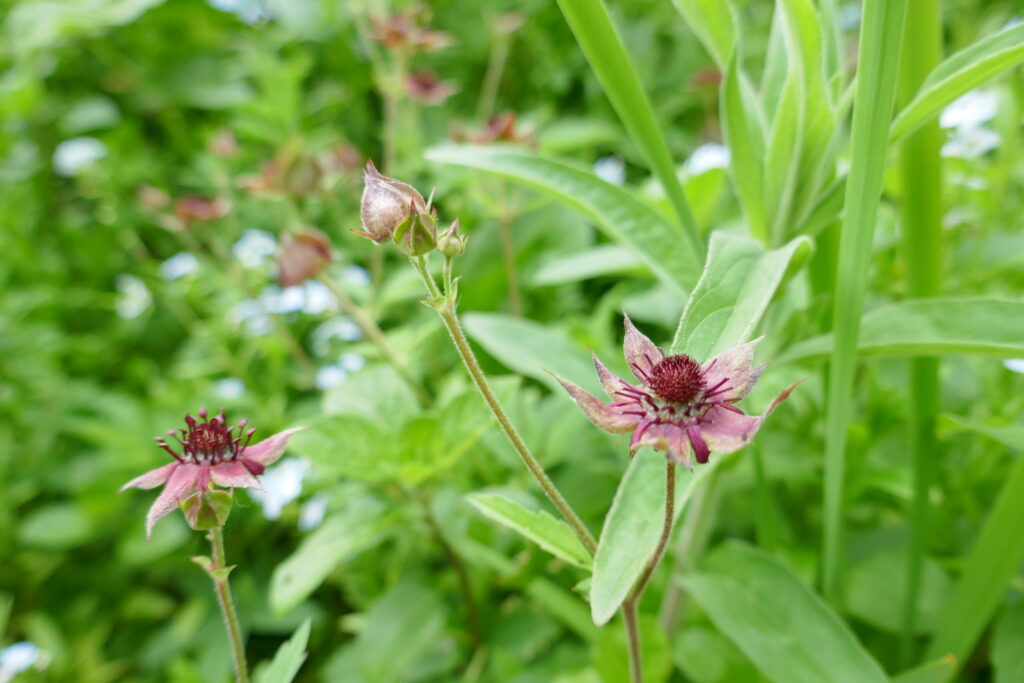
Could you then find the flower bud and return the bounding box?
[173,195,230,226]
[356,161,427,243]
[180,489,233,531]
[437,218,467,257]
[278,228,332,287]
[393,202,438,256]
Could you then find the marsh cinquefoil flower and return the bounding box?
[553,316,796,467]
[120,409,303,536]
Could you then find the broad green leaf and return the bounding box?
[992,604,1024,683]
[721,58,768,239]
[269,495,391,614]
[675,626,768,682]
[844,549,951,634]
[355,580,446,683]
[531,245,644,286]
[323,364,418,424]
[466,493,591,570]
[939,415,1024,451]
[891,24,1024,142]
[779,299,1024,362]
[926,433,1024,666]
[892,656,957,683]
[670,0,737,68]
[526,578,599,641]
[426,145,700,294]
[462,311,601,395]
[672,232,812,361]
[590,451,715,625]
[19,503,96,550]
[682,542,888,683]
[287,414,391,482]
[257,618,311,683]
[555,0,704,251]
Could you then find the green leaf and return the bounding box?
[525,578,599,642]
[532,245,645,286]
[925,438,1024,665]
[891,656,957,683]
[269,495,392,614]
[287,414,392,482]
[763,69,803,242]
[671,232,812,361]
[323,364,418,424]
[844,549,951,634]
[592,613,672,683]
[590,451,715,625]
[682,542,888,683]
[466,493,592,570]
[426,145,701,294]
[891,24,1024,142]
[257,619,311,683]
[670,0,737,68]
[780,299,1024,362]
[19,503,96,550]
[992,604,1024,683]
[721,59,768,239]
[555,0,704,252]
[462,311,602,395]
[354,579,446,683]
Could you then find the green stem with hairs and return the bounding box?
[208,526,248,683]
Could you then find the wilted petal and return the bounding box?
[120,463,177,492]
[623,314,663,381]
[210,461,264,489]
[702,339,765,401]
[699,382,799,454]
[242,427,305,466]
[551,373,639,434]
[145,464,202,538]
[593,353,638,401]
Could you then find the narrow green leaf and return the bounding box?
[844,549,951,634]
[555,0,704,253]
[823,0,909,600]
[926,435,1024,665]
[891,24,1024,142]
[426,145,701,294]
[672,232,812,360]
[531,245,644,286]
[269,497,392,614]
[891,656,957,683]
[992,604,1024,683]
[763,69,804,242]
[466,493,592,570]
[682,542,888,683]
[461,311,602,395]
[721,58,769,239]
[258,618,311,683]
[779,299,1024,362]
[591,451,714,625]
[670,0,737,68]
[526,578,599,641]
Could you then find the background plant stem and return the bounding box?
[897,0,943,664]
[208,526,249,683]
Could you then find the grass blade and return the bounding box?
[556,0,704,257]
[670,0,737,69]
[822,0,908,601]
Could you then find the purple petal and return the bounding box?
[551,372,639,434]
[687,425,710,464]
[622,314,662,382]
[241,427,305,466]
[631,422,691,466]
[211,461,263,489]
[702,339,765,401]
[698,381,800,454]
[593,353,639,401]
[120,463,177,492]
[145,464,202,538]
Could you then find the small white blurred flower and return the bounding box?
[207,0,270,24]
[942,127,1000,159]
[316,365,348,390]
[685,143,730,176]
[593,156,626,186]
[838,2,861,30]
[232,230,277,269]
[115,275,152,319]
[299,494,329,531]
[940,90,998,131]
[214,377,245,399]
[262,282,336,315]
[53,137,106,177]
[1003,359,1024,374]
[158,252,199,281]
[339,352,366,372]
[0,641,42,682]
[312,318,363,356]
[302,281,337,315]
[249,458,309,520]
[230,299,273,336]
[341,265,371,288]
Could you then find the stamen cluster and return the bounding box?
[155,408,257,468]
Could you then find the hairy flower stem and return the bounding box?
[412,256,597,554]
[319,275,432,407]
[622,462,676,683]
[208,527,249,683]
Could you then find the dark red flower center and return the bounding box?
[648,354,706,405]
[155,408,256,465]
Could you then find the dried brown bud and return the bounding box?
[278,229,332,287]
[356,161,428,243]
[172,196,230,226]
[404,71,456,106]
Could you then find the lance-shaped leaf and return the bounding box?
[467,493,592,569]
